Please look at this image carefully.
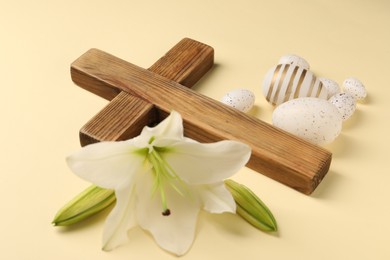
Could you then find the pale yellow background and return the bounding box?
[1,0,389,259]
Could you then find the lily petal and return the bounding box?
[140,110,184,142]
[102,180,138,251]
[135,172,200,256]
[162,140,251,185]
[66,140,145,190]
[196,182,236,213]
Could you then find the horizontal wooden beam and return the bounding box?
[71,48,332,194]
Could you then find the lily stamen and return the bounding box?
[159,180,170,216]
[162,209,171,216]
[148,144,186,217]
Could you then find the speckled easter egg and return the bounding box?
[262,64,329,106]
[221,89,255,113]
[343,77,367,101]
[329,93,356,121]
[319,77,341,98]
[278,54,310,70]
[272,97,342,145]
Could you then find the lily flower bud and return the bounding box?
[224,179,277,232]
[52,185,115,226]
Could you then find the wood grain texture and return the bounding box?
[79,38,214,146]
[71,48,332,195]
[80,92,156,145]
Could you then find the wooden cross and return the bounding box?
[70,38,332,195]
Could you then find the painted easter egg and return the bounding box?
[272,97,342,145]
[343,77,367,101]
[262,64,329,106]
[278,54,310,70]
[319,77,341,98]
[221,89,255,113]
[328,93,356,121]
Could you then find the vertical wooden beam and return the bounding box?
[78,38,214,146]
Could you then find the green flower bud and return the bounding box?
[53,179,277,234]
[224,179,277,232]
[52,185,115,226]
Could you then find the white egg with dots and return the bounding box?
[343,77,367,101]
[329,93,356,121]
[221,89,255,113]
[319,77,341,98]
[272,97,342,145]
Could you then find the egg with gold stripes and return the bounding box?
[278,54,310,70]
[262,64,330,106]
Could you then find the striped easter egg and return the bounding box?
[262,64,330,106]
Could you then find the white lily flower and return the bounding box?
[66,111,251,256]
